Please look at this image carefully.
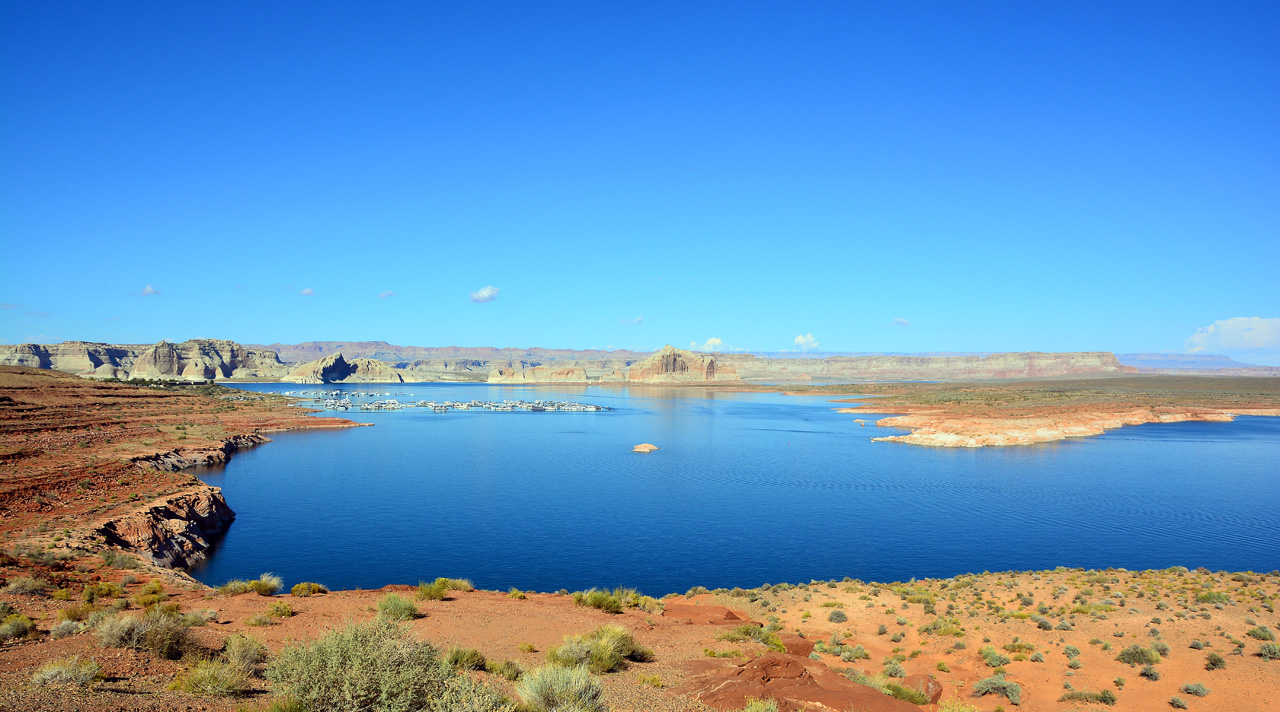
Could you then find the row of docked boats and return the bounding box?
[316,397,608,413]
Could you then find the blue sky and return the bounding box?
[2,3,1278,363]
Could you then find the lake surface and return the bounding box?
[189,383,1280,595]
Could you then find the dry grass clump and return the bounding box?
[973,673,1022,705]
[546,624,653,674]
[4,576,46,595]
[376,593,419,621]
[516,665,606,712]
[218,573,283,596]
[445,646,487,671]
[170,660,250,696]
[417,577,475,600]
[571,587,662,614]
[94,610,191,659]
[31,656,102,687]
[290,582,328,597]
[224,633,267,674]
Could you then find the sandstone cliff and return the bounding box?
[488,345,738,384]
[283,353,406,383]
[0,339,288,381]
[721,351,1136,382]
[96,486,235,568]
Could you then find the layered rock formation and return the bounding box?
[283,353,405,383]
[95,486,235,568]
[488,345,738,384]
[0,339,288,380]
[721,351,1135,382]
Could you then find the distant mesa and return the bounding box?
[5,338,1272,384]
[632,443,660,453]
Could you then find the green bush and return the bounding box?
[417,580,449,601]
[546,625,652,674]
[51,620,80,639]
[1246,626,1275,641]
[1170,696,1187,709]
[739,700,780,712]
[573,589,623,614]
[714,623,785,652]
[245,614,277,627]
[268,601,295,618]
[884,681,930,704]
[486,658,525,681]
[973,673,1021,705]
[516,665,605,712]
[31,656,102,687]
[446,647,487,671]
[4,576,46,595]
[1116,644,1162,666]
[1059,689,1117,705]
[266,619,510,712]
[171,659,250,696]
[82,582,122,603]
[290,582,328,597]
[377,593,419,621]
[1258,642,1280,660]
[1180,683,1209,697]
[102,550,140,569]
[1140,665,1160,681]
[828,609,847,623]
[979,645,1011,667]
[1205,652,1225,670]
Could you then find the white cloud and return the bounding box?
[691,337,724,351]
[794,332,819,351]
[892,318,910,327]
[470,285,500,303]
[1186,317,1280,356]
[621,316,643,325]
[131,284,160,297]
[300,288,315,296]
[0,303,16,310]
[378,290,396,299]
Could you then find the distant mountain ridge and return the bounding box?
[1116,353,1279,376]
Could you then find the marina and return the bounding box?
[290,392,610,413]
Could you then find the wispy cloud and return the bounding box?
[690,337,724,351]
[892,318,910,327]
[300,288,315,296]
[621,316,643,325]
[130,284,160,297]
[0,303,16,310]
[794,332,819,351]
[25,311,51,318]
[378,290,396,299]
[1186,317,1280,356]
[470,285,500,303]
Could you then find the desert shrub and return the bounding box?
[4,576,46,595]
[51,620,80,638]
[140,580,164,595]
[1169,696,1187,708]
[1258,642,1280,660]
[290,582,328,597]
[1140,665,1161,681]
[919,616,964,636]
[1180,683,1209,697]
[0,613,36,640]
[843,644,870,661]
[82,582,122,603]
[1205,652,1225,670]
[936,661,950,672]
[417,580,449,601]
[182,609,218,627]
[1059,689,1117,705]
[1116,644,1162,666]
[877,624,888,635]
[219,573,282,597]
[508,588,528,600]
[715,623,785,652]
[973,673,1021,705]
[102,550,139,569]
[171,659,250,696]
[245,614,276,627]
[546,625,652,674]
[979,645,1011,667]
[1190,640,1205,650]
[1029,652,1045,662]
[828,610,848,623]
[31,656,101,687]
[486,658,525,681]
[573,589,622,614]
[268,601,295,618]
[225,633,267,674]
[884,681,930,704]
[1153,641,1171,656]
[516,665,605,712]
[1246,626,1275,641]
[94,611,190,659]
[939,702,981,712]
[446,646,487,671]
[377,593,419,621]
[739,700,780,712]
[56,603,95,622]
[267,618,510,712]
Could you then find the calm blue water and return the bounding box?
[189,384,1280,595]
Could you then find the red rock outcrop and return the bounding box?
[626,345,741,383]
[671,652,922,712]
[95,486,235,568]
